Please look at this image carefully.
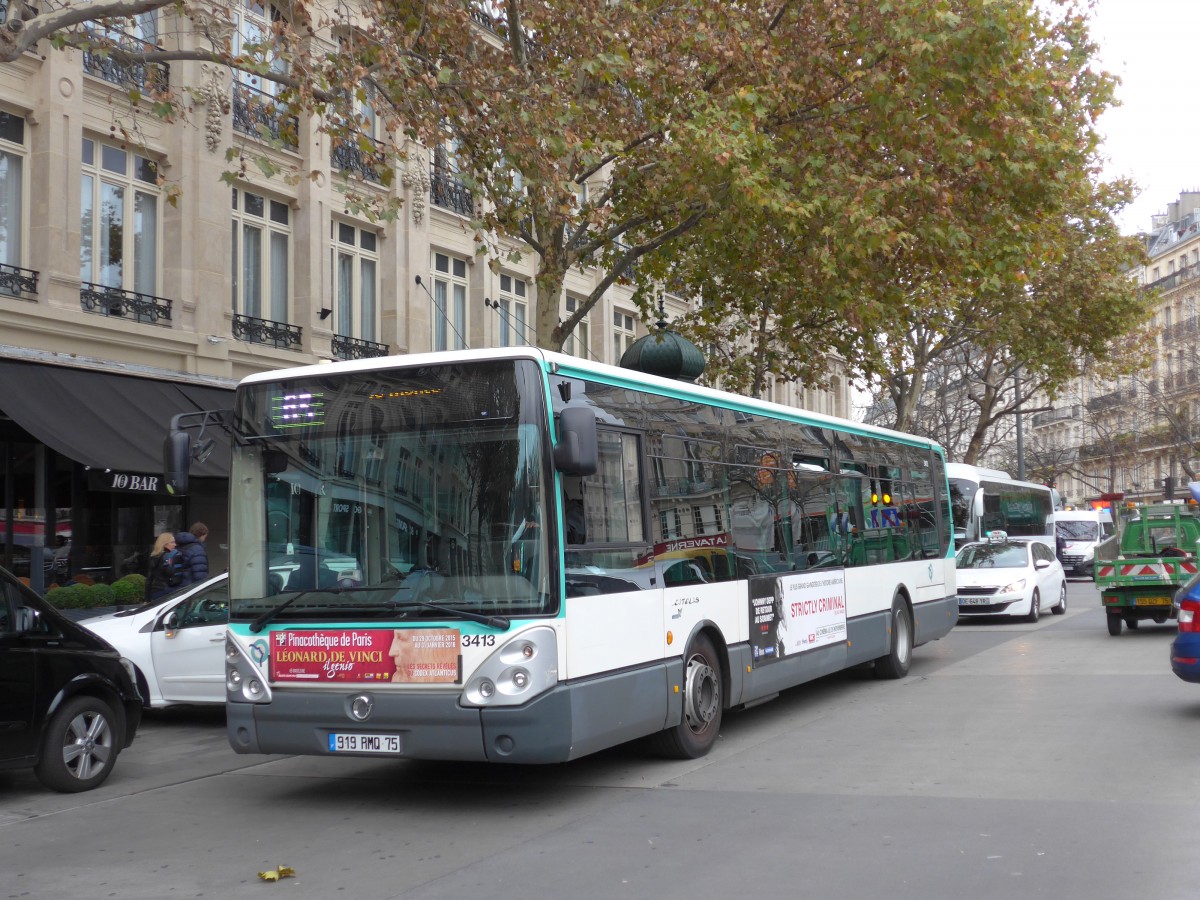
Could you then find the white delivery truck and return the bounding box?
[1050,508,1117,577]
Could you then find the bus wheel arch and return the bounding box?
[874,589,913,680]
[651,628,725,759]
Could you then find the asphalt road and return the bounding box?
[3,578,1199,900]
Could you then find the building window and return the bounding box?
[430,139,474,216]
[332,220,379,341]
[431,252,467,350]
[80,137,159,294]
[231,188,290,322]
[232,0,287,95]
[0,111,25,274]
[498,273,528,346]
[613,309,635,363]
[564,296,589,359]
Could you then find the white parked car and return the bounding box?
[82,574,230,707]
[955,533,1067,623]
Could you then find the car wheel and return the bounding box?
[1024,590,1040,624]
[1107,613,1122,636]
[1051,583,1067,615]
[34,695,121,793]
[874,597,912,679]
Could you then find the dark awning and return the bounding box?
[0,359,234,478]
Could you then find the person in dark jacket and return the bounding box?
[174,522,210,587]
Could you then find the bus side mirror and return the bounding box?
[164,429,191,496]
[972,489,984,520]
[554,406,598,476]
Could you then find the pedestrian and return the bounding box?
[145,532,183,601]
[174,522,210,587]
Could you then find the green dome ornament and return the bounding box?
[619,306,706,383]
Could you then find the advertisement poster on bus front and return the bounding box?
[269,628,462,684]
[748,570,847,667]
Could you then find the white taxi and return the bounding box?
[955,532,1067,623]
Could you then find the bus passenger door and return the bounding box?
[561,429,663,679]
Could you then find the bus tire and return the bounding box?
[650,634,723,759]
[874,597,912,680]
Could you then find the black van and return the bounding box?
[0,565,142,791]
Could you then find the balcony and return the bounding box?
[1086,389,1137,413]
[232,313,301,350]
[469,5,498,31]
[1145,263,1200,294]
[0,262,38,299]
[232,83,298,150]
[1030,405,1081,428]
[331,134,388,184]
[429,167,474,216]
[81,28,169,93]
[331,334,389,360]
[80,283,172,324]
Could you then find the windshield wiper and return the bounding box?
[391,599,511,631]
[249,592,308,632]
[247,587,378,632]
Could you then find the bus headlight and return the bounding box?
[461,626,558,707]
[226,634,273,704]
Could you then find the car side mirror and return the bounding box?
[1035,559,1050,570]
[163,608,182,633]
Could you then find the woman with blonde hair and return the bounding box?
[146,532,182,601]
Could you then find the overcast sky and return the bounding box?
[1091,0,1200,235]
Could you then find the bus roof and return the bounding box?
[238,347,946,453]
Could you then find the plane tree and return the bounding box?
[0,0,1153,361]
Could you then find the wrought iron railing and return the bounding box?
[80,282,172,324]
[232,313,302,349]
[1146,263,1200,294]
[0,262,38,298]
[331,134,388,183]
[332,334,389,360]
[469,6,497,30]
[232,82,298,150]
[81,27,169,93]
[1086,389,1137,413]
[429,168,474,216]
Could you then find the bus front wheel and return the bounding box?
[651,634,723,759]
[874,598,912,679]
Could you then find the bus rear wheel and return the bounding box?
[651,634,723,759]
[874,597,912,680]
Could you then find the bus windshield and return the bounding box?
[227,359,554,622]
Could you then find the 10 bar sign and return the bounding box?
[87,469,166,494]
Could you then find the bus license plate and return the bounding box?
[328,733,401,754]
[958,597,993,606]
[1136,597,1172,606]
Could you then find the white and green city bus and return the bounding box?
[184,348,956,763]
[945,463,1060,549]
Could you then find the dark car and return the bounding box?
[0,565,142,791]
